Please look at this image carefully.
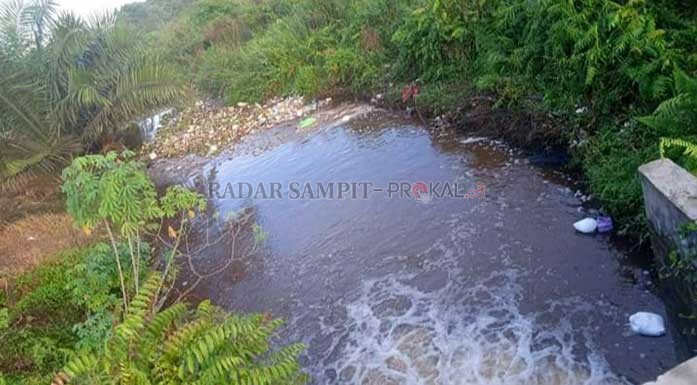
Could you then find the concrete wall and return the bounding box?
[643,355,697,385]
[639,158,697,380]
[638,158,697,260]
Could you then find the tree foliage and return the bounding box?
[62,151,206,311]
[0,0,182,189]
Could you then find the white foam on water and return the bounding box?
[314,270,627,385]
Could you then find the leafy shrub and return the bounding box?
[641,69,697,138]
[150,0,410,103]
[473,0,672,115]
[62,151,206,311]
[582,121,659,237]
[392,0,486,81]
[54,275,305,385]
[196,18,337,103]
[0,245,127,385]
[389,0,694,238]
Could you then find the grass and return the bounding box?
[1,243,129,385]
[581,122,661,238]
[1,248,90,385]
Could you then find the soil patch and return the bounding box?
[0,213,97,277]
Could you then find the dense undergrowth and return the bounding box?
[0,245,128,384]
[122,0,697,237]
[0,152,304,385]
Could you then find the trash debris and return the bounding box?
[597,216,613,233]
[370,93,384,104]
[460,137,488,145]
[629,312,666,337]
[573,218,598,233]
[142,96,332,158]
[206,144,219,157]
[298,117,317,129]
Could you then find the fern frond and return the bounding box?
[660,137,697,160]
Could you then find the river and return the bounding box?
[152,107,677,384]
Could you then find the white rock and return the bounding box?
[148,152,157,160]
[460,137,488,144]
[629,312,666,337]
[206,144,218,157]
[573,218,597,233]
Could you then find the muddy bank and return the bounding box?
[434,96,564,151]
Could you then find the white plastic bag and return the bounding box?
[629,312,666,337]
[573,218,598,233]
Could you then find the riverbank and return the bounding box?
[0,177,99,278]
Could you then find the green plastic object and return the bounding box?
[298,117,317,129]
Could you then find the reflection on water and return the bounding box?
[167,110,676,384]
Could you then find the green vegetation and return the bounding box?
[62,151,206,311]
[1,152,304,384]
[116,0,697,237]
[660,137,697,173]
[0,0,182,189]
[55,276,305,385]
[4,0,694,236]
[117,0,196,33]
[138,0,413,103]
[0,245,131,384]
[0,0,694,234]
[2,0,697,381]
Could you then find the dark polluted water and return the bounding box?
[161,110,677,384]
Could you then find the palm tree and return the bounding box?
[0,0,183,189]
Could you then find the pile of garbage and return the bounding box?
[143,96,331,158]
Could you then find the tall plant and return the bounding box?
[62,151,206,311]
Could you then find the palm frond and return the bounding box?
[1,4,183,186]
